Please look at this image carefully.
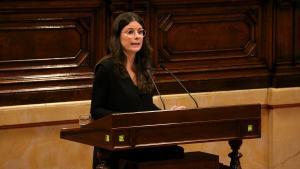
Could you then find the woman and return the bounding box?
[90,12,184,169]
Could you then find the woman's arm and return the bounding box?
[90,64,113,119]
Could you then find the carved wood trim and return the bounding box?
[0,120,77,130]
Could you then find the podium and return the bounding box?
[61,104,261,169]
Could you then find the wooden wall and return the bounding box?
[0,0,299,106]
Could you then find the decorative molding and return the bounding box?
[0,120,78,130]
[156,8,260,67]
[0,17,90,71]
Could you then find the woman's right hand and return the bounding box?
[169,105,187,110]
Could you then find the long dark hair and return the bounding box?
[109,12,154,93]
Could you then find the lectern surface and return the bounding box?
[60,104,261,151]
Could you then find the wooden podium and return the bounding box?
[61,104,261,169]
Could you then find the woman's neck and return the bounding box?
[124,52,137,85]
[124,51,135,69]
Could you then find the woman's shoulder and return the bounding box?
[94,56,114,72]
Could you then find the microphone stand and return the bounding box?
[147,69,166,110]
[160,64,199,108]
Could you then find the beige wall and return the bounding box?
[0,101,93,169]
[1,87,300,169]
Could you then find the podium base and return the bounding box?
[119,151,219,169]
[94,145,184,169]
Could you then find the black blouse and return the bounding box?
[90,57,159,120]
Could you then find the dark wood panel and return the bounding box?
[156,73,270,94]
[61,104,261,149]
[0,86,92,106]
[0,14,89,69]
[154,6,263,67]
[0,0,102,10]
[150,1,269,93]
[271,0,300,87]
[0,0,104,106]
[296,0,300,64]
[150,0,262,6]
[275,0,294,65]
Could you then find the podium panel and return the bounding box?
[61,104,261,150]
[60,104,261,169]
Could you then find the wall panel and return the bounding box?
[272,0,300,87]
[0,0,105,105]
[150,0,270,94]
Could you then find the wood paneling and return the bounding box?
[151,0,269,93]
[0,0,299,106]
[0,0,105,105]
[272,0,300,87]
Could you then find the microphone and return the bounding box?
[147,69,166,110]
[160,64,199,108]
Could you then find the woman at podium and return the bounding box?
[90,12,184,169]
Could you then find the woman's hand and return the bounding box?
[169,105,187,110]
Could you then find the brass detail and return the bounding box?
[105,135,110,142]
[118,135,125,142]
[247,124,253,132]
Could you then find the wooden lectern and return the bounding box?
[61,104,261,169]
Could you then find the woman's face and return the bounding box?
[120,21,145,57]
